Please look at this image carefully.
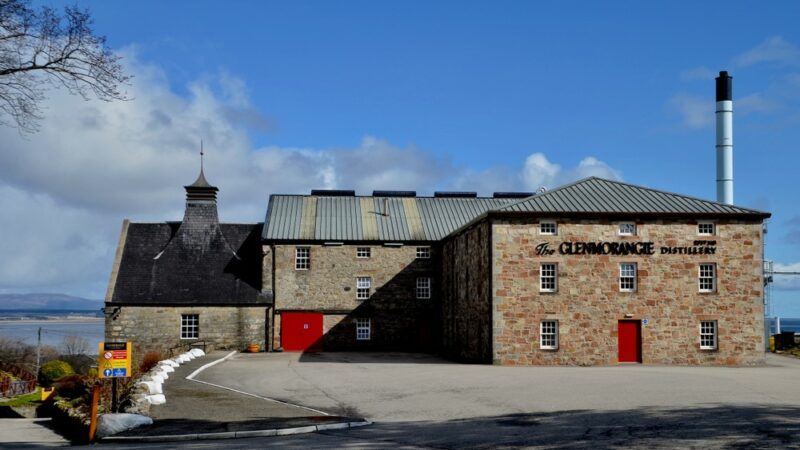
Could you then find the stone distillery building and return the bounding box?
[105,171,769,365]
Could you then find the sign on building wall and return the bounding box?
[534,241,717,257]
[97,342,132,378]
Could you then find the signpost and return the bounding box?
[97,342,132,413]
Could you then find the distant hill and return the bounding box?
[0,293,102,311]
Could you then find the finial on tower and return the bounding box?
[186,140,217,198]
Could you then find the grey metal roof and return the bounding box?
[263,178,769,243]
[263,194,519,241]
[496,177,770,217]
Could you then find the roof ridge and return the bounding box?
[268,194,511,200]
[494,176,769,215]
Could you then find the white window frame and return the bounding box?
[356,247,371,259]
[699,263,716,293]
[356,277,372,300]
[295,247,310,270]
[618,222,637,236]
[180,314,199,340]
[698,222,715,236]
[539,263,557,293]
[416,246,431,259]
[619,262,637,292]
[540,320,558,350]
[700,320,718,350]
[356,318,371,341]
[539,220,557,236]
[416,277,431,299]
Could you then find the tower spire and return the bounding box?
[185,139,217,199]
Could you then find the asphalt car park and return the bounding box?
[148,351,800,448]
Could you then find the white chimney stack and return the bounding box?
[716,71,733,205]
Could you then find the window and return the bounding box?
[356,318,371,340]
[356,277,372,300]
[700,320,718,350]
[698,222,715,236]
[180,314,199,339]
[619,263,637,292]
[416,277,431,299]
[699,263,716,292]
[540,263,557,292]
[356,247,371,258]
[540,320,558,350]
[416,247,431,259]
[618,222,636,236]
[295,247,310,270]
[539,221,557,235]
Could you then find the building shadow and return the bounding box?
[222,224,263,292]
[240,404,800,449]
[297,257,440,363]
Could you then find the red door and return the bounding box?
[281,312,323,352]
[618,320,642,363]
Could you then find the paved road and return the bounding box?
[0,418,68,448]
[91,352,800,448]
[116,352,344,438]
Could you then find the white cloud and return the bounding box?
[522,153,562,190]
[0,51,622,298]
[738,93,779,115]
[772,262,800,291]
[668,94,713,129]
[734,36,800,68]
[680,66,715,82]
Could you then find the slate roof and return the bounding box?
[263,195,520,242]
[109,222,268,305]
[496,177,770,217]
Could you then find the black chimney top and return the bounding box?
[715,71,732,102]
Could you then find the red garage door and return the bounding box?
[281,312,323,352]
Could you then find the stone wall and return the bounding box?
[262,245,273,296]
[106,306,268,358]
[491,217,765,366]
[271,244,438,350]
[441,221,492,363]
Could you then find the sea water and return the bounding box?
[0,310,104,351]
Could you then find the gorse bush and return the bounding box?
[39,360,74,387]
[53,374,91,400]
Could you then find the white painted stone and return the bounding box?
[145,394,166,405]
[97,413,153,438]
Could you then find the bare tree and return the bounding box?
[0,0,130,132]
[61,334,89,356]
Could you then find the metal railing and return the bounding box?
[0,362,37,398]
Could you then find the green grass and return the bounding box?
[0,388,41,407]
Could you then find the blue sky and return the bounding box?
[3,1,800,315]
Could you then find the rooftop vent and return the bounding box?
[372,190,416,197]
[434,191,478,198]
[493,192,535,198]
[310,189,355,196]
